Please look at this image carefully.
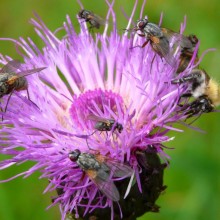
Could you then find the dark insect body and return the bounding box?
[0,60,46,118]
[69,149,133,201]
[134,17,193,68]
[88,115,123,134]
[78,9,106,30]
[177,34,199,73]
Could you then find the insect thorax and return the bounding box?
[95,120,114,131]
[145,23,163,37]
[77,153,101,171]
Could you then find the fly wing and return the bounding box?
[86,169,120,201]
[161,28,179,41]
[89,14,107,26]
[173,34,195,50]
[16,67,46,78]
[95,154,133,178]
[161,28,194,49]
[95,153,133,177]
[87,114,110,123]
[151,36,177,67]
[161,28,179,42]
[0,60,22,74]
[110,162,133,178]
[7,67,46,84]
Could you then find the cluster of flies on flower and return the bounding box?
[78,9,220,118]
[1,9,219,206]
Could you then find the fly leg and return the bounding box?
[2,88,15,121]
[130,39,149,49]
[26,88,39,109]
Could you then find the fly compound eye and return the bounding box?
[78,10,88,18]
[137,19,148,29]
[117,123,123,133]
[137,21,144,29]
[80,10,90,18]
[190,35,199,45]
[78,11,83,17]
[69,149,81,162]
[84,11,90,16]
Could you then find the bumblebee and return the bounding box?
[172,69,220,117]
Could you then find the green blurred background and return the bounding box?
[0,0,220,219]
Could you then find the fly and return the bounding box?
[0,60,46,119]
[69,149,133,201]
[87,115,123,134]
[133,17,194,68]
[78,9,106,30]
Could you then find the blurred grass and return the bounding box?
[0,0,220,220]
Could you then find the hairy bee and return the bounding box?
[78,9,106,30]
[69,149,133,201]
[172,69,220,117]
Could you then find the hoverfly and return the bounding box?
[133,17,193,67]
[177,34,199,73]
[0,60,46,116]
[87,115,123,134]
[78,9,106,30]
[69,149,133,201]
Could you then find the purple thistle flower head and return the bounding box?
[0,0,206,219]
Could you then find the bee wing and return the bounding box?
[86,169,120,201]
[0,60,22,74]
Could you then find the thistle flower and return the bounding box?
[0,0,201,220]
